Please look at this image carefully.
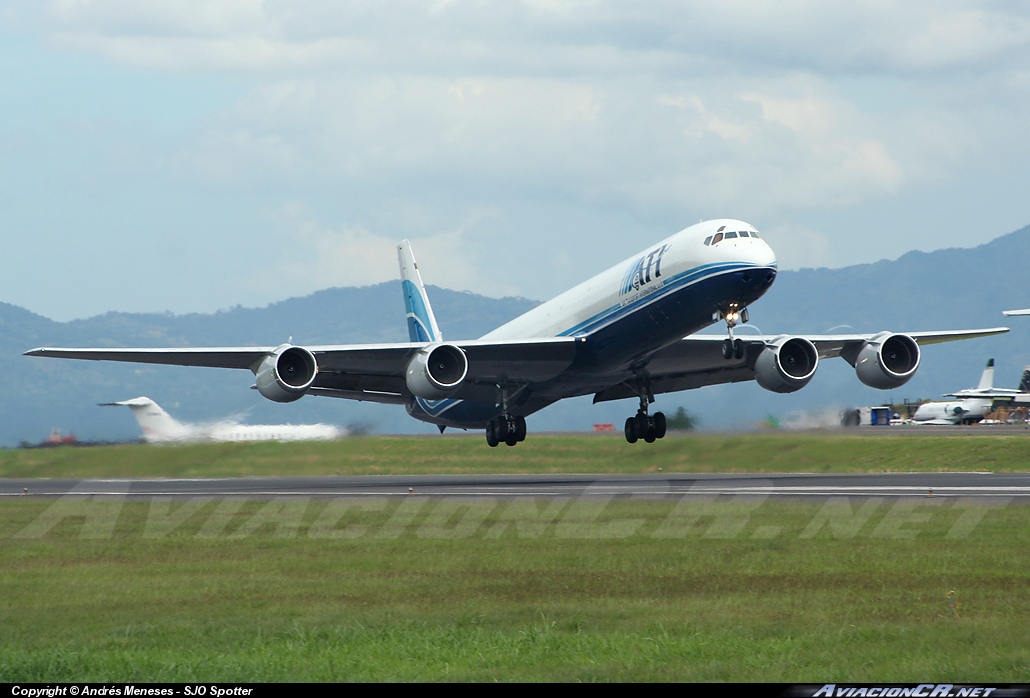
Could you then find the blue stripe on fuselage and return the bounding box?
[559,261,761,338]
[407,260,776,429]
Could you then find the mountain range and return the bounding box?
[4,224,1030,446]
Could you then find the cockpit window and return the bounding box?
[703,236,713,246]
[749,230,760,239]
[724,231,738,239]
[712,232,723,244]
[738,230,749,237]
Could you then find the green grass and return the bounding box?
[3,431,1030,478]
[1,497,1028,681]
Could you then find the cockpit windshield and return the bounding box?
[705,228,761,245]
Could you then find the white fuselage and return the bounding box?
[410,219,778,427]
[480,219,777,340]
[111,396,345,443]
[912,399,993,425]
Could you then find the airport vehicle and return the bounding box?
[103,396,344,443]
[26,220,1008,446]
[913,359,1026,425]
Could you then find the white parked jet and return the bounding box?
[102,396,345,443]
[27,220,1008,446]
[912,359,1025,425]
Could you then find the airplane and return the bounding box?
[26,219,1008,447]
[102,396,345,443]
[912,359,1029,425]
[1003,309,1030,316]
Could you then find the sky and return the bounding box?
[2,1,1030,321]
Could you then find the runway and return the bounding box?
[3,472,1030,499]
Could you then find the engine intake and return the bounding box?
[255,345,317,403]
[754,337,819,394]
[405,343,468,400]
[855,333,920,389]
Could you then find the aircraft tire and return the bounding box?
[514,416,527,442]
[721,338,733,360]
[733,338,745,360]
[644,416,657,443]
[654,411,667,439]
[624,417,638,443]
[505,432,518,446]
[486,421,499,448]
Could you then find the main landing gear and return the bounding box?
[624,382,667,444]
[625,411,666,444]
[486,416,526,447]
[486,384,527,447]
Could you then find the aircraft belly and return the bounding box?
[569,265,775,375]
[406,396,554,429]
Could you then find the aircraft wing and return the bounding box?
[25,337,582,405]
[593,327,1009,403]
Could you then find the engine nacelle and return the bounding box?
[405,343,468,400]
[855,333,920,390]
[254,345,317,403]
[754,337,819,394]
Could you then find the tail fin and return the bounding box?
[976,358,995,390]
[1020,366,1030,393]
[100,397,189,442]
[398,240,442,343]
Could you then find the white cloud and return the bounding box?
[4,0,1029,318]
[40,2,1030,76]
[259,203,514,298]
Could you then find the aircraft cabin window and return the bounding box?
[724,231,738,239]
[738,231,749,237]
[704,236,713,245]
[712,232,724,244]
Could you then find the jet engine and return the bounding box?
[754,337,819,393]
[254,345,318,403]
[405,343,468,400]
[854,333,920,389]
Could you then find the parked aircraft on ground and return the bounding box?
[27,220,1007,446]
[912,359,1028,424]
[103,396,344,443]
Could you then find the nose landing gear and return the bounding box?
[719,306,749,360]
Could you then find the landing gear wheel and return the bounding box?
[514,416,527,442]
[486,420,499,447]
[733,338,745,360]
[644,415,657,443]
[654,411,667,439]
[721,338,734,360]
[624,417,638,444]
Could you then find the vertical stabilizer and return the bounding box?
[976,358,995,390]
[398,240,442,343]
[101,397,190,442]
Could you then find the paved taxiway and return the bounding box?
[2,473,1030,499]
